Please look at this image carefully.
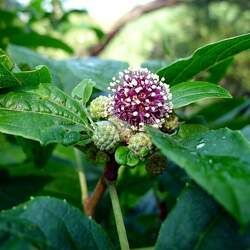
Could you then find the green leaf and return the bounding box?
[157,33,250,85]
[115,146,129,165]
[0,134,26,165]
[147,125,250,225]
[189,98,250,130]
[0,215,52,249]
[2,27,73,53]
[72,79,96,104]
[16,137,56,167]
[207,57,233,83]
[0,55,20,89]
[171,81,232,109]
[0,52,51,89]
[14,65,52,87]
[126,151,140,167]
[2,197,113,250]
[0,83,89,145]
[0,50,14,70]
[0,155,81,210]
[156,185,250,250]
[242,125,250,141]
[7,45,129,93]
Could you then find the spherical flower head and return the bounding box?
[89,96,111,120]
[108,67,173,131]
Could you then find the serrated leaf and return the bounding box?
[171,81,232,109]
[0,215,52,249]
[8,45,129,93]
[72,79,96,104]
[157,33,250,85]
[156,185,250,250]
[15,65,52,87]
[0,83,89,145]
[0,52,51,89]
[147,125,250,225]
[2,197,113,250]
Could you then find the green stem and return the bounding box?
[108,182,130,250]
[74,148,88,204]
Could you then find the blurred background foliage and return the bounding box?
[1,0,249,94]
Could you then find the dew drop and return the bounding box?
[196,142,205,149]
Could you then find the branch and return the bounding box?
[84,175,107,217]
[84,156,120,217]
[88,0,179,56]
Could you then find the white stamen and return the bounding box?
[135,87,142,93]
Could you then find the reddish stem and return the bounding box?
[84,156,119,217]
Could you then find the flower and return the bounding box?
[108,67,172,131]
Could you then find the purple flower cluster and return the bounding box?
[108,68,172,130]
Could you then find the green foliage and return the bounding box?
[115,146,129,165]
[1,197,113,250]
[156,184,250,250]
[158,33,250,85]
[8,45,129,93]
[171,81,231,109]
[0,9,73,53]
[72,79,96,104]
[0,215,52,249]
[0,83,89,145]
[0,52,51,89]
[147,125,250,225]
[0,29,249,250]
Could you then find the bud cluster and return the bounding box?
[88,67,177,175]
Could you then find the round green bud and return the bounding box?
[92,121,120,152]
[162,113,179,133]
[89,96,111,120]
[108,116,134,143]
[145,152,168,176]
[128,132,152,158]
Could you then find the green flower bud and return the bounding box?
[162,113,179,133]
[92,121,120,151]
[89,96,111,120]
[128,132,152,158]
[108,116,133,143]
[145,152,168,176]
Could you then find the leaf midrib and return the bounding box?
[0,107,83,126]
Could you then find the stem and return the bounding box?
[84,176,107,217]
[74,148,88,208]
[108,182,130,250]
